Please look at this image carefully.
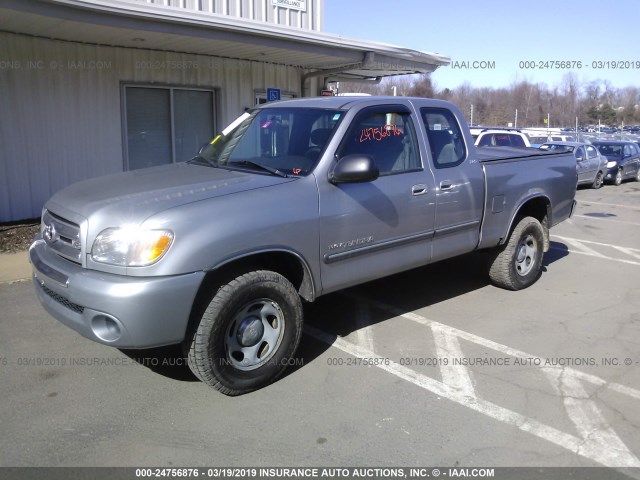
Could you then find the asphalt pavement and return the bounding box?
[1,181,639,474]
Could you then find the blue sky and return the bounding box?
[323,0,640,90]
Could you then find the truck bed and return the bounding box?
[477,147,577,249]
[476,146,569,162]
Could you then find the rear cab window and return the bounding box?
[421,108,467,168]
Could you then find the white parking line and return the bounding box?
[574,214,640,228]
[556,236,607,258]
[544,368,639,467]
[304,293,640,468]
[432,326,476,397]
[578,200,640,211]
[354,303,375,354]
[551,235,640,266]
[305,324,591,463]
[613,246,640,261]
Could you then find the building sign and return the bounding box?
[266,88,281,102]
[272,0,307,11]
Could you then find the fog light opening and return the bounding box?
[91,315,122,342]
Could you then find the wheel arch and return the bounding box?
[503,196,551,252]
[203,248,316,302]
[183,248,315,346]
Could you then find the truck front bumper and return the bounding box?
[30,239,205,349]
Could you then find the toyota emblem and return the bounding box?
[44,223,56,243]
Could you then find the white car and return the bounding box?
[475,129,531,148]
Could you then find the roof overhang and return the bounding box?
[0,0,450,80]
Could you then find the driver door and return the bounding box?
[318,105,436,294]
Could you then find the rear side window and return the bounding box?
[586,145,597,159]
[509,135,526,148]
[421,108,467,168]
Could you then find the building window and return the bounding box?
[123,85,216,170]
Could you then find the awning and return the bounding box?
[0,0,450,81]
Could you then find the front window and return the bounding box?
[197,108,343,176]
[337,109,421,174]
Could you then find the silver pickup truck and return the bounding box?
[30,97,577,395]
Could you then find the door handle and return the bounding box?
[412,184,428,196]
[439,180,453,190]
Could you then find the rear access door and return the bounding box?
[419,107,484,262]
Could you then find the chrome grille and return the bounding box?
[42,210,81,263]
[41,283,85,314]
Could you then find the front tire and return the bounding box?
[488,216,545,291]
[187,271,303,395]
[614,169,623,186]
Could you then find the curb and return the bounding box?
[0,251,31,284]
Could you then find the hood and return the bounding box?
[45,162,294,226]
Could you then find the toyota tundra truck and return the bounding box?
[30,97,577,395]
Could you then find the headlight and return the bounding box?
[91,227,173,266]
[607,161,617,168]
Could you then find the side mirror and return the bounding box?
[329,154,379,184]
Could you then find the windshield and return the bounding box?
[540,144,574,152]
[594,144,622,158]
[197,107,343,176]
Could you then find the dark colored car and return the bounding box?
[592,141,640,185]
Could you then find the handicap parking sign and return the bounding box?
[267,88,281,102]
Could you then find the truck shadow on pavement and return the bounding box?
[304,244,570,338]
[118,243,571,387]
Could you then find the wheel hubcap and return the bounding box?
[225,300,285,371]
[515,234,537,276]
[236,317,264,347]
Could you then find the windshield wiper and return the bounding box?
[188,155,218,168]
[228,160,289,178]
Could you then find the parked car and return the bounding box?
[528,135,549,148]
[30,97,577,395]
[540,142,607,189]
[592,141,640,185]
[548,134,576,142]
[475,129,531,148]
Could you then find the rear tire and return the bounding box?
[187,270,303,395]
[488,216,545,291]
[635,168,640,182]
[592,171,603,189]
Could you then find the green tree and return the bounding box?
[587,104,616,125]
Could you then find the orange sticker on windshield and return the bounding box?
[293,168,302,175]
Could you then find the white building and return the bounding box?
[0,0,449,221]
